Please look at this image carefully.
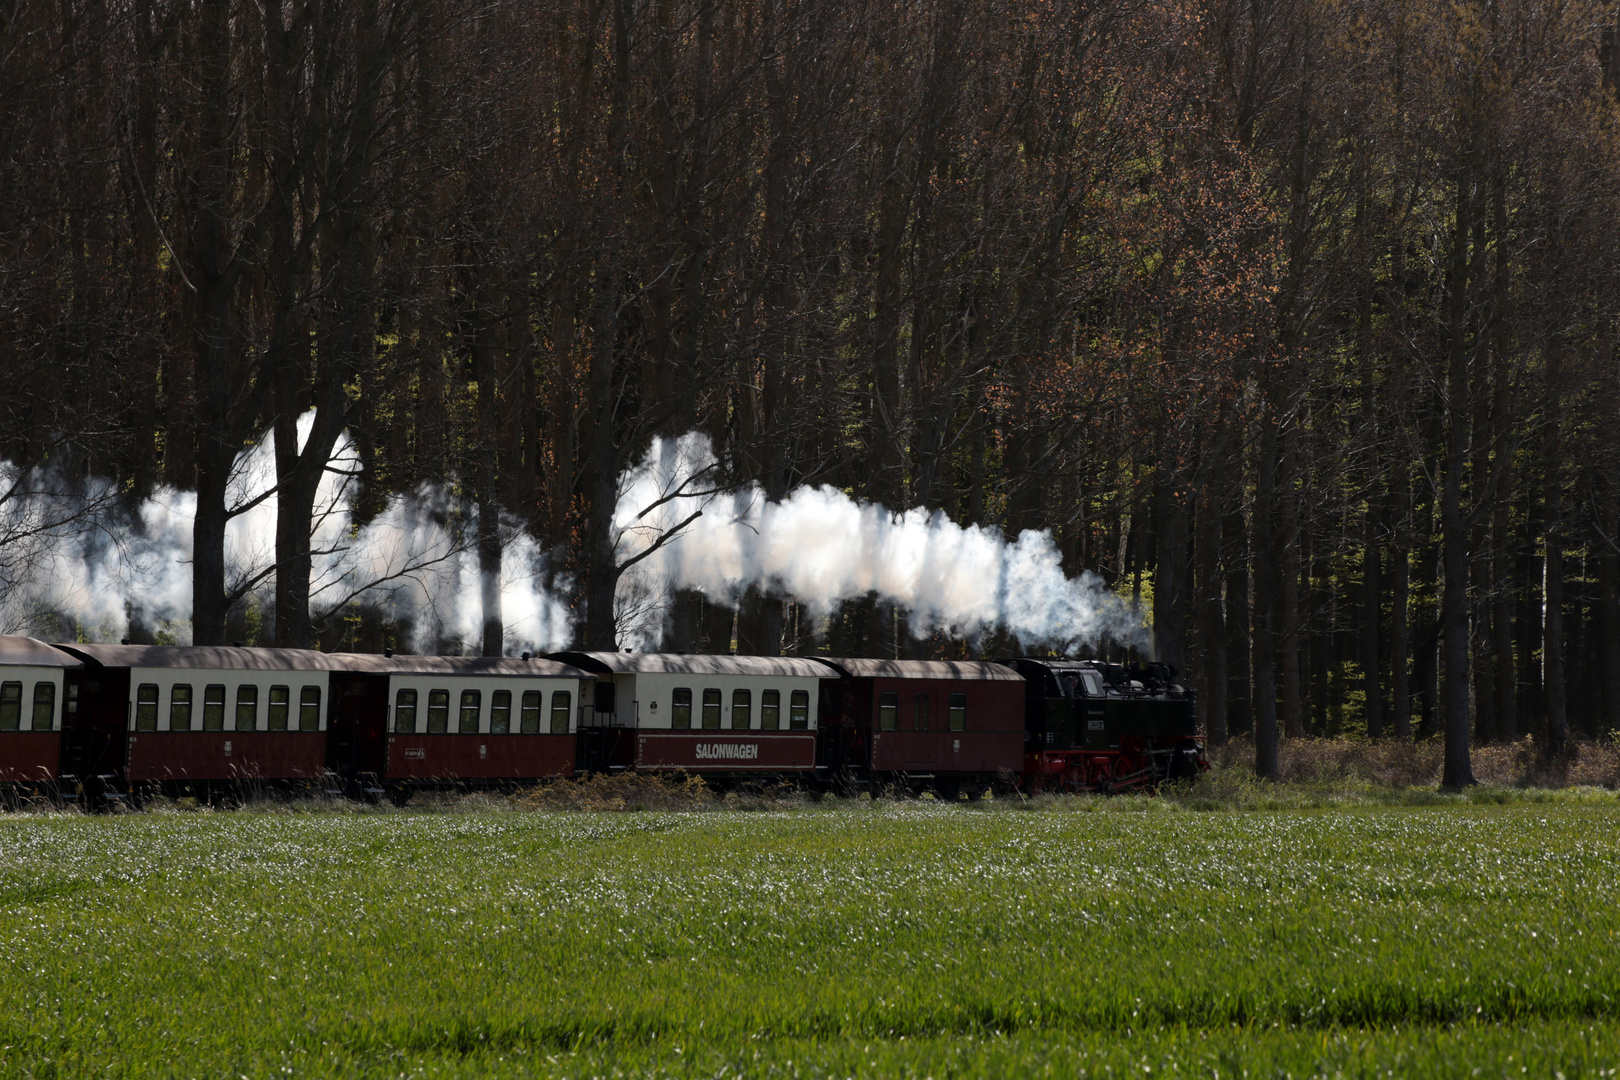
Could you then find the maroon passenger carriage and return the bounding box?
[29,644,596,803]
[324,653,594,800]
[0,636,76,800]
[547,653,830,780]
[54,643,336,799]
[550,653,1028,797]
[810,658,1026,798]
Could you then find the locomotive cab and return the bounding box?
[1003,657,1204,792]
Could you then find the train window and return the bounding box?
[701,689,722,730]
[394,689,418,733]
[169,684,193,731]
[170,689,195,731]
[790,690,809,730]
[732,689,751,730]
[299,686,321,731]
[203,684,226,730]
[914,691,929,731]
[520,691,541,733]
[267,685,290,731]
[1081,671,1104,697]
[459,689,481,733]
[427,689,449,733]
[760,689,780,730]
[32,683,55,731]
[0,682,19,731]
[878,691,898,731]
[550,690,571,734]
[490,690,511,735]
[672,687,692,730]
[135,684,159,731]
[235,685,259,731]
[948,692,966,731]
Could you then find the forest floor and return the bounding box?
[2,797,1619,1077]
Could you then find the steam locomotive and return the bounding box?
[0,635,1203,806]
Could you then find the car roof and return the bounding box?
[54,643,337,671]
[325,653,590,678]
[55,644,591,678]
[0,636,81,668]
[810,657,1026,681]
[547,651,833,677]
[1007,657,1109,671]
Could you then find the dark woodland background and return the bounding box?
[4,0,1620,784]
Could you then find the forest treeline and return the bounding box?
[4,0,1620,783]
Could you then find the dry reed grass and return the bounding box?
[1204,734,1620,790]
[515,770,718,811]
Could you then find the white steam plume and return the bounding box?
[0,413,572,654]
[612,432,1146,652]
[6,424,1140,656]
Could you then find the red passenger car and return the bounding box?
[811,658,1025,798]
[548,652,831,778]
[325,653,593,796]
[0,636,76,794]
[56,644,334,791]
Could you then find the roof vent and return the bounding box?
[233,641,243,648]
[521,651,531,661]
[120,638,130,646]
[384,648,394,658]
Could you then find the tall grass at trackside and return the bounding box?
[3,802,1620,1077]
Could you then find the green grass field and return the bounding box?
[3,797,1619,1078]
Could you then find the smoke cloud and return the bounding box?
[4,425,1141,655]
[613,432,1146,652]
[0,414,572,653]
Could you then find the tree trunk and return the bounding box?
[1598,531,1620,736]
[1223,503,1251,737]
[1493,501,1517,741]
[474,312,505,657]
[1252,410,1280,778]
[1542,354,1568,754]
[1440,181,1475,789]
[1279,503,1304,739]
[1153,476,1187,671]
[1390,524,1412,739]
[1363,496,1383,738]
[1470,543,1496,744]
[737,585,784,656]
[192,454,231,645]
[1197,490,1227,745]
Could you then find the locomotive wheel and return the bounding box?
[1093,760,1114,795]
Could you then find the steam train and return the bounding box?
[0,635,1203,806]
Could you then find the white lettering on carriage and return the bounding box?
[695,743,759,761]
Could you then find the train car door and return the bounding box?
[60,667,130,794]
[327,672,388,783]
[908,686,941,769]
[576,680,630,772]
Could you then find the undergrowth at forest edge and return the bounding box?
[2,803,1619,1077]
